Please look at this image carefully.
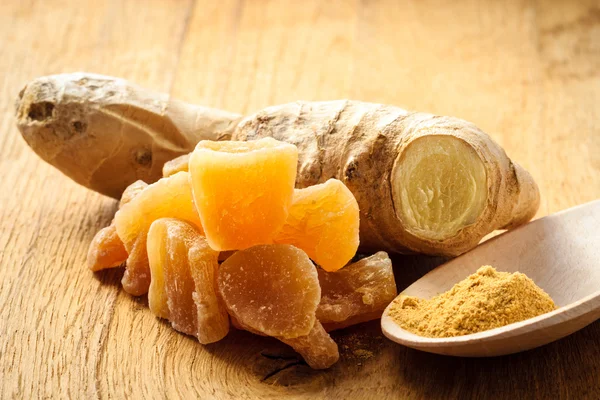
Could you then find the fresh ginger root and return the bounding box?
[16,73,540,257]
[15,73,241,199]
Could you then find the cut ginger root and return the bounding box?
[147,218,229,344]
[218,244,339,369]
[87,180,148,272]
[274,179,360,271]
[189,138,297,251]
[317,252,397,331]
[18,73,540,258]
[114,172,202,296]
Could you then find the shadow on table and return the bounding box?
[390,253,450,292]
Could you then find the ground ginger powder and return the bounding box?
[388,266,556,338]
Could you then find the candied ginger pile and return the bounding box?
[88,137,397,369]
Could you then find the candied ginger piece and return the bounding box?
[163,153,190,177]
[317,252,397,331]
[233,312,338,369]
[218,244,319,338]
[188,243,231,343]
[146,221,169,319]
[87,225,128,272]
[229,314,266,336]
[148,220,196,332]
[87,180,148,272]
[279,321,339,369]
[189,138,298,251]
[114,172,202,296]
[147,218,229,344]
[218,244,339,369]
[274,179,360,272]
[119,180,149,207]
[230,303,337,369]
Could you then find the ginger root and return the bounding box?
[15,73,241,199]
[16,73,539,257]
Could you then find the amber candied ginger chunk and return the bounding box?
[218,244,339,369]
[218,244,319,337]
[278,321,339,370]
[275,179,360,272]
[114,172,202,296]
[317,252,397,331]
[87,180,148,272]
[87,225,128,272]
[189,138,298,251]
[147,218,229,344]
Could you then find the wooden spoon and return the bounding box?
[381,200,600,357]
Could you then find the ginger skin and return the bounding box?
[16,73,241,199]
[17,73,539,257]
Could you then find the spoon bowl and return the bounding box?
[381,200,600,357]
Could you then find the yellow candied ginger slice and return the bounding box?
[115,172,202,296]
[189,138,297,251]
[275,179,359,271]
[147,218,229,344]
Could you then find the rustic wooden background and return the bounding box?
[1,0,599,399]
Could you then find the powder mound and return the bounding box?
[389,265,557,338]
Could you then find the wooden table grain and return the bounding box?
[1,0,599,399]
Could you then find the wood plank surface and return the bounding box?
[1,0,599,398]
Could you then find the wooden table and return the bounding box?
[1,0,599,398]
